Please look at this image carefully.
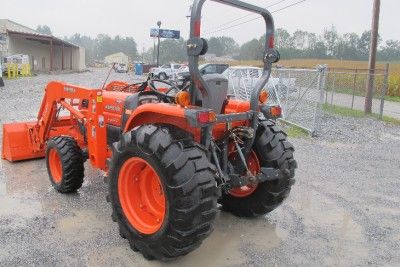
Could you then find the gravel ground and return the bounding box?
[0,69,400,266]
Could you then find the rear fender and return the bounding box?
[123,103,200,140]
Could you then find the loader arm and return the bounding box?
[2,81,108,170]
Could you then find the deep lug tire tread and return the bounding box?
[46,136,84,193]
[108,125,219,261]
[221,120,297,217]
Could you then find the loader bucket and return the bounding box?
[2,122,45,162]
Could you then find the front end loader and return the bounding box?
[1,0,297,261]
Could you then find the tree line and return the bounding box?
[203,26,400,61]
[140,26,400,63]
[64,34,138,65]
[45,24,399,64]
[237,26,400,62]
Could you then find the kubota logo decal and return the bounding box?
[64,87,75,93]
[105,105,121,112]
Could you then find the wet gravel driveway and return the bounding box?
[0,69,399,266]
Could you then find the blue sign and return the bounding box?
[150,28,180,39]
[150,28,159,38]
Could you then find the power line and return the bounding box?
[203,0,288,32]
[204,0,307,36]
[205,0,306,35]
[271,0,307,13]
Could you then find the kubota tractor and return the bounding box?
[1,0,297,261]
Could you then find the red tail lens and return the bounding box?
[197,111,216,124]
[270,106,282,117]
[268,35,275,48]
[259,90,269,103]
[194,20,201,37]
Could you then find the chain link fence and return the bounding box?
[325,66,389,119]
[227,71,281,106]
[227,64,392,136]
[227,66,326,136]
[271,66,326,136]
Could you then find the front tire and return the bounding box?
[220,120,297,217]
[46,136,84,193]
[108,125,219,260]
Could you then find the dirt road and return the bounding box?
[1,69,399,266]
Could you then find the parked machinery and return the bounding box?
[2,0,296,261]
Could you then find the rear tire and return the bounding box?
[220,120,297,217]
[108,125,219,260]
[46,136,84,193]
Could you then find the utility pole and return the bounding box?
[365,0,380,114]
[152,38,156,64]
[156,21,162,67]
[142,43,145,63]
[186,0,193,19]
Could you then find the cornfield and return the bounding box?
[229,59,400,97]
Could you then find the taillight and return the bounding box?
[175,91,191,107]
[197,111,216,124]
[270,106,282,117]
[268,35,274,48]
[194,20,201,37]
[259,90,269,103]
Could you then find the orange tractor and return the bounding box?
[1,0,296,261]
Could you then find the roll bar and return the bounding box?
[187,0,279,111]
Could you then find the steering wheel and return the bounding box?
[120,81,148,92]
[148,79,184,101]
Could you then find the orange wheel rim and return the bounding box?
[118,157,166,235]
[229,149,260,198]
[49,149,63,183]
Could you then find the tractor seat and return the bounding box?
[192,74,229,114]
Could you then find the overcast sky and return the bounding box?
[1,0,398,51]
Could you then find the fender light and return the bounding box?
[197,111,216,124]
[175,91,191,107]
[261,105,282,118]
[259,90,269,103]
[270,106,282,117]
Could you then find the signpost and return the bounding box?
[150,28,181,39]
[150,27,180,66]
[0,63,4,87]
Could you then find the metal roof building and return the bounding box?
[0,19,85,71]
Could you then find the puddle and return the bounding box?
[0,194,41,217]
[0,194,42,228]
[1,159,48,195]
[86,246,146,267]
[0,248,11,262]
[171,213,249,266]
[0,179,5,196]
[293,188,369,266]
[57,210,108,243]
[78,210,288,267]
[166,211,287,267]
[0,159,46,228]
